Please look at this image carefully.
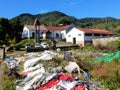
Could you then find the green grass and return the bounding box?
[3,63,16,90]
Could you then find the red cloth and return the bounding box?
[37,79,59,90]
[71,85,85,90]
[37,73,74,90]
[59,73,74,81]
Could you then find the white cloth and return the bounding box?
[27,67,45,77]
[23,64,43,72]
[24,74,43,90]
[24,53,53,69]
[65,61,80,74]
[58,80,77,90]
[21,67,45,84]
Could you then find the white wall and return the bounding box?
[61,30,66,39]
[65,27,84,43]
[22,26,30,38]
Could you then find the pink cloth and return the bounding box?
[20,71,32,77]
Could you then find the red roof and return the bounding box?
[25,25,70,31]
[25,24,115,35]
[77,28,115,35]
[45,25,70,31]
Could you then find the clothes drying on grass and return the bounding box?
[71,85,86,90]
[6,58,20,78]
[83,71,91,79]
[65,61,81,74]
[20,64,43,77]
[37,72,75,90]
[23,64,43,72]
[24,53,53,69]
[47,66,63,73]
[24,74,43,90]
[92,51,120,64]
[37,79,59,90]
[20,71,32,77]
[7,69,20,78]
[6,60,18,70]
[57,80,78,90]
[58,72,75,81]
[16,67,100,90]
[21,67,45,84]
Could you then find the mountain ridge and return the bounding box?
[9,11,120,35]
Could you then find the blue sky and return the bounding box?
[0,0,120,19]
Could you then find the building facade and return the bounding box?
[22,24,116,46]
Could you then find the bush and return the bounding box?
[0,40,3,45]
[16,39,34,46]
[107,39,120,51]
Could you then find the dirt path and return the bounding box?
[0,61,5,90]
[0,48,4,90]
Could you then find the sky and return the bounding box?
[0,0,120,19]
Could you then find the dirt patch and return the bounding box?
[92,62,112,78]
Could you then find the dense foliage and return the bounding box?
[0,18,22,45]
[0,11,120,45]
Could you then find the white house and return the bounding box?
[22,24,115,46]
[22,24,70,39]
[65,26,115,46]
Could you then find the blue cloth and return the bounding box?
[83,71,90,79]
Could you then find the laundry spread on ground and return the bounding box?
[5,50,100,90]
[92,51,120,64]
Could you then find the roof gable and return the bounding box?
[25,25,35,30]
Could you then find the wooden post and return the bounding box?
[3,45,6,60]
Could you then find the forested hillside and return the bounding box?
[11,11,120,34]
[11,11,77,26]
[0,11,120,45]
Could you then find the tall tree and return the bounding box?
[0,18,10,44]
[9,18,23,43]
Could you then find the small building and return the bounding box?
[65,26,116,46]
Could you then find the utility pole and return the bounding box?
[34,18,40,44]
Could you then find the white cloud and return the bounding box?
[69,1,80,5]
[40,9,48,14]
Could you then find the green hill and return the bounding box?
[10,11,77,26]
[10,11,120,34]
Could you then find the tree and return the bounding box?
[0,18,10,44]
[9,18,23,43]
